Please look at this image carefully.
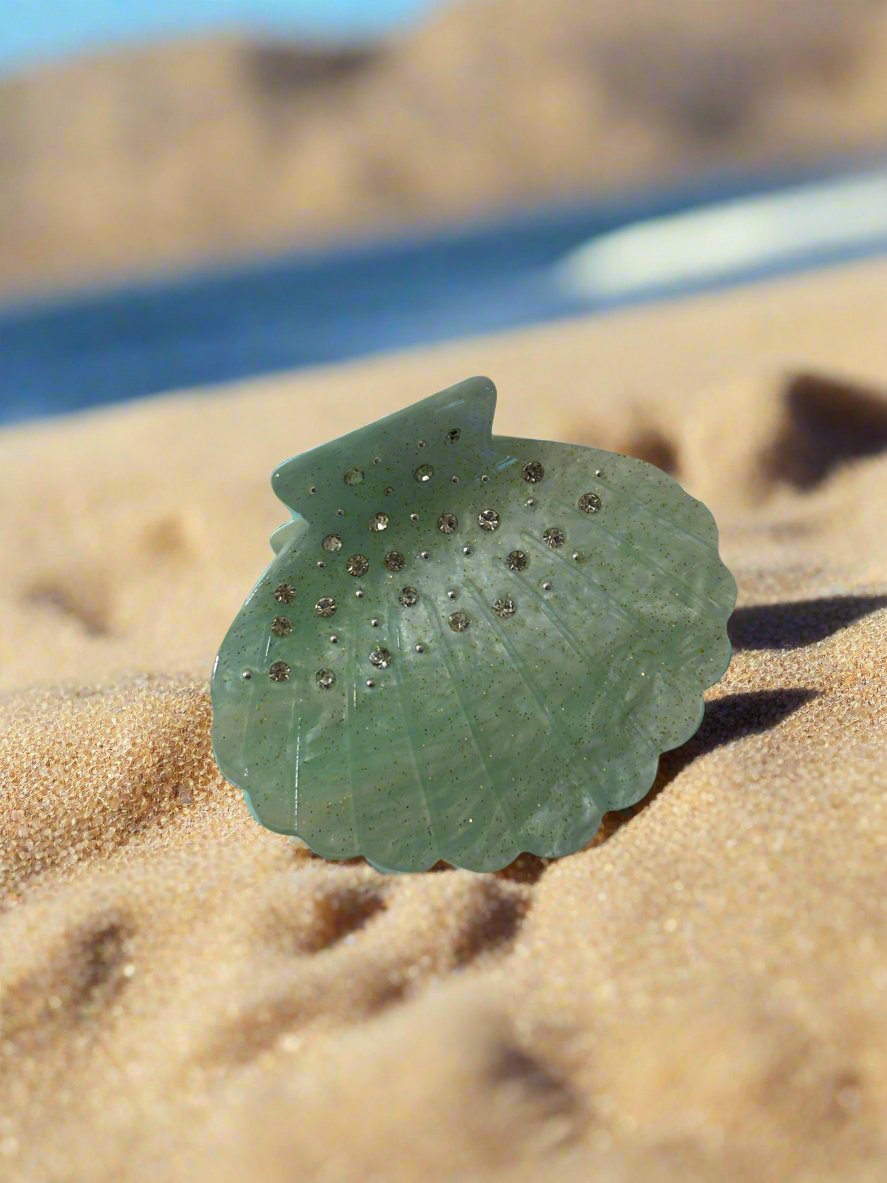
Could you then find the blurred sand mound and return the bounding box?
[2,0,887,298]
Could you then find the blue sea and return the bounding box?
[2,165,886,428]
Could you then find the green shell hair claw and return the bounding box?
[211,376,737,873]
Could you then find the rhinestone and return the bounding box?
[241,670,252,680]
[478,509,500,531]
[542,581,553,591]
[417,440,427,448]
[384,551,405,571]
[399,587,419,607]
[369,512,389,532]
[384,486,394,496]
[315,597,337,617]
[410,513,419,522]
[269,661,290,682]
[336,508,345,517]
[451,476,460,484]
[522,461,545,483]
[462,546,472,555]
[317,561,325,568]
[448,611,470,632]
[347,554,369,577]
[579,492,602,514]
[316,669,336,689]
[420,550,430,559]
[344,468,364,486]
[572,552,582,561]
[481,474,490,483]
[543,527,566,549]
[414,464,434,482]
[309,486,317,494]
[355,590,365,598]
[273,583,296,604]
[369,647,391,669]
[493,596,516,618]
[415,643,425,653]
[270,616,292,636]
[447,590,457,599]
[329,635,339,643]
[370,618,380,627]
[595,469,602,477]
[445,428,460,443]
[366,679,376,688]
[505,550,528,572]
[526,498,536,507]
[437,512,458,534]
[373,457,382,465]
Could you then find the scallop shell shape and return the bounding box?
[211,376,737,873]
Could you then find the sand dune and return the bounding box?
[3,258,887,1179]
[3,0,887,299]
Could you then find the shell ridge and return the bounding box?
[389,599,443,866]
[421,595,523,861]
[518,529,640,632]
[464,579,603,852]
[554,444,717,552]
[340,643,365,858]
[547,491,729,619]
[509,570,661,761]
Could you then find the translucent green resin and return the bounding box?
[211,376,737,872]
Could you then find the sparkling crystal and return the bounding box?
[369,647,392,669]
[579,492,602,514]
[493,596,515,618]
[347,555,369,577]
[384,551,406,571]
[322,534,343,552]
[505,550,528,571]
[522,461,544,483]
[543,527,566,549]
[414,464,434,482]
[270,616,292,636]
[478,509,500,532]
[369,512,389,532]
[269,661,290,681]
[448,611,470,632]
[315,597,337,618]
[344,468,364,486]
[273,583,296,604]
[438,512,458,534]
[315,669,336,689]
[399,586,419,607]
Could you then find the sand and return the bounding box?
[2,257,887,1181]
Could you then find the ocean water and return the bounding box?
[2,165,885,427]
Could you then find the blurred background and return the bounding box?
[2,0,887,424]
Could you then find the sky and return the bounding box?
[0,0,442,73]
